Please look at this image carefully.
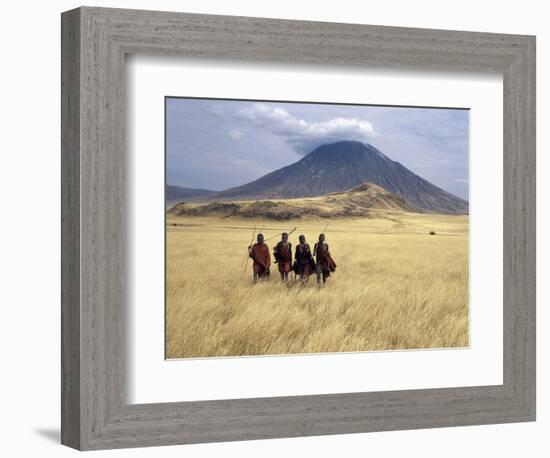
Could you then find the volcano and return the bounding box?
[211,141,468,214]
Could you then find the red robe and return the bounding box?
[315,243,337,274]
[249,243,271,276]
[274,241,293,274]
[294,243,314,277]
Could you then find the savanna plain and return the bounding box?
[166,211,469,358]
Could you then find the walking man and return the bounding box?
[248,233,271,283]
[294,235,314,284]
[314,233,337,287]
[273,232,293,282]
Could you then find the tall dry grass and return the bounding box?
[166,212,469,358]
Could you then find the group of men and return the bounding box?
[248,232,337,286]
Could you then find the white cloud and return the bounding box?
[228,129,244,141]
[238,103,378,154]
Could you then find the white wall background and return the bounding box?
[0,1,546,456]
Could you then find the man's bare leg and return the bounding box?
[316,264,322,286]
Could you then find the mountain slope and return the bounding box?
[214,141,468,215]
[166,185,216,202]
[168,182,415,220]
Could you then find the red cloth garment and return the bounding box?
[294,243,315,277]
[250,243,271,276]
[315,243,337,273]
[274,241,292,274]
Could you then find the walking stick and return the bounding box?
[264,226,297,242]
[242,225,257,272]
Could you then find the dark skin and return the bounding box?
[314,233,330,286]
[248,233,264,250]
[296,235,312,284]
[249,234,267,283]
[277,233,291,282]
[318,233,326,245]
[313,234,327,255]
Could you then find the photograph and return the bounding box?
[165,97,470,359]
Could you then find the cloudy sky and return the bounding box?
[166,97,470,199]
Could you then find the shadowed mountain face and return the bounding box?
[166,185,216,202]
[214,141,468,215]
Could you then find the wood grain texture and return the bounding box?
[60,6,536,450]
[60,7,81,450]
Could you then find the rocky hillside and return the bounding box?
[168,182,416,220]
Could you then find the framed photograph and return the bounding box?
[61,6,536,450]
[164,97,470,360]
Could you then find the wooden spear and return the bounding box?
[242,225,257,272]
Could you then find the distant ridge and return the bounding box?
[212,141,468,215]
[168,181,416,220]
[166,185,216,202]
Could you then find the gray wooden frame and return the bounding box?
[61,6,536,451]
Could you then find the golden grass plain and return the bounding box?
[166,210,469,359]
